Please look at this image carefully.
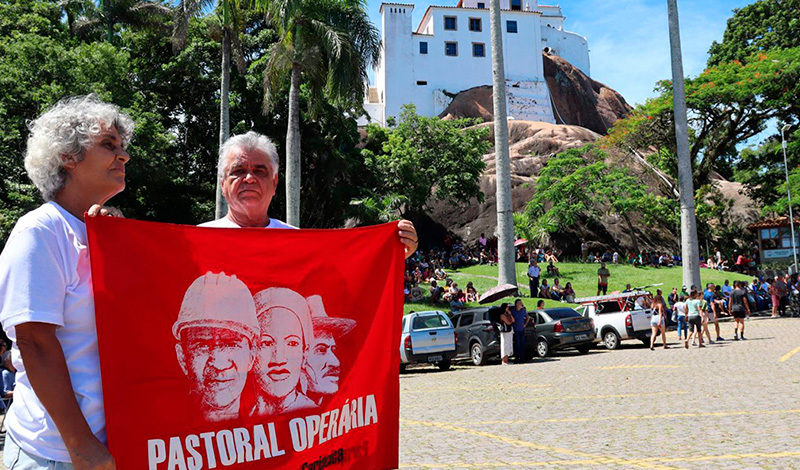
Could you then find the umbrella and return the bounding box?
[478,283,519,304]
[514,238,528,247]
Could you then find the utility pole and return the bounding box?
[490,0,516,286]
[781,124,797,273]
[666,0,701,290]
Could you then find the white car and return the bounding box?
[400,311,456,371]
[575,291,654,349]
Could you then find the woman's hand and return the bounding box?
[87,205,124,218]
[398,220,418,259]
[70,437,116,470]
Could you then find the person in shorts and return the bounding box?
[728,281,750,340]
[597,262,610,295]
[685,291,705,348]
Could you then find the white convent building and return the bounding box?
[362,0,590,125]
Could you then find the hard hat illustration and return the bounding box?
[172,271,259,343]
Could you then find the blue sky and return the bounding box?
[365,0,754,107]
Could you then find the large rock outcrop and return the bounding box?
[437,53,632,135]
[543,53,632,134]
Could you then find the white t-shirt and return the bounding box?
[199,216,296,229]
[674,301,687,317]
[0,202,104,462]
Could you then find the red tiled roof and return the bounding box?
[748,216,800,230]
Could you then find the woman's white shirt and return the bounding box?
[0,202,105,462]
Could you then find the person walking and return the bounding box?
[527,259,541,298]
[511,299,531,364]
[673,294,688,343]
[703,283,724,342]
[700,290,714,345]
[686,291,705,348]
[729,281,750,340]
[649,294,668,350]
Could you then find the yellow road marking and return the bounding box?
[778,346,800,362]
[400,419,681,470]
[458,390,687,404]
[446,408,800,425]
[400,451,800,468]
[596,364,683,370]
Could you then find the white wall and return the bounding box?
[541,26,590,75]
[379,3,415,123]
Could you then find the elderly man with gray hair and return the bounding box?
[200,131,420,258]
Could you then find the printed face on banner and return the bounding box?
[175,327,253,419]
[306,333,341,396]
[88,218,402,469]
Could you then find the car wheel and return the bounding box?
[437,358,452,370]
[603,330,620,350]
[536,338,550,357]
[470,343,485,366]
[577,345,590,355]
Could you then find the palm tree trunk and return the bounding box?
[285,63,302,227]
[667,0,701,289]
[490,0,516,287]
[216,27,231,220]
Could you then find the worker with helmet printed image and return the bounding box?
[173,271,260,422]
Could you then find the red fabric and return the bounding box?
[86,217,403,470]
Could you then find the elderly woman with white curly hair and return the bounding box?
[0,95,134,470]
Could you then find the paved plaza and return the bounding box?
[399,317,800,469]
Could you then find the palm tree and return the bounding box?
[73,0,171,43]
[666,0,701,289]
[262,0,381,227]
[173,0,254,219]
[489,0,516,286]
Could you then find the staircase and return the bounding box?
[506,80,555,123]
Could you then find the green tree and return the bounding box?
[355,105,488,221]
[262,0,381,227]
[523,146,673,252]
[708,0,800,66]
[73,0,171,43]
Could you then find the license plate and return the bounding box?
[428,355,443,362]
[575,334,588,341]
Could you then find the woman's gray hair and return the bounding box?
[24,94,135,201]
[218,131,279,179]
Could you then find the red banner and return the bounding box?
[86,217,403,470]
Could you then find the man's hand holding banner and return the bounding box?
[86,217,403,469]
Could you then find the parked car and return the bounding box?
[532,308,596,357]
[450,307,536,365]
[575,291,654,350]
[400,311,456,372]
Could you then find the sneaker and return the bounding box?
[692,341,697,346]
[699,344,706,348]
[717,337,725,341]
[740,336,747,340]
[684,340,689,349]
[734,335,739,341]
[709,340,715,344]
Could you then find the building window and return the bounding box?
[511,0,521,10]
[477,2,485,8]
[469,18,482,32]
[472,43,485,57]
[506,20,518,33]
[416,80,428,86]
[444,16,457,30]
[445,41,458,56]
[419,41,428,54]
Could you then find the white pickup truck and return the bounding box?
[575,291,654,350]
[399,311,456,371]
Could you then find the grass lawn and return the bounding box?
[403,262,753,315]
